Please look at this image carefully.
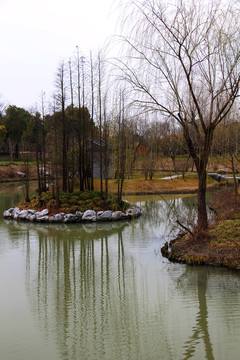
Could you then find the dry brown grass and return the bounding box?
[0,164,217,195]
[94,176,217,195]
[0,164,37,180]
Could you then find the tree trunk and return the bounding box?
[231,156,238,196]
[36,150,42,195]
[197,169,208,229]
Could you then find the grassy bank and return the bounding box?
[164,190,240,270]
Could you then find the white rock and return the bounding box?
[97,210,112,221]
[12,207,20,219]
[18,210,29,220]
[28,209,36,214]
[127,207,142,218]
[28,214,36,222]
[49,213,63,223]
[63,214,78,223]
[3,210,12,218]
[111,211,125,221]
[36,215,49,222]
[76,211,83,217]
[39,209,49,217]
[82,210,97,222]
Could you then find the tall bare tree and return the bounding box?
[55,61,68,192]
[97,50,104,197]
[120,0,240,229]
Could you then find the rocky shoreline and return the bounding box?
[3,206,142,223]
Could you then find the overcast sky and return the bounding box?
[0,0,119,110]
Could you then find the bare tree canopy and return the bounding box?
[120,0,240,229]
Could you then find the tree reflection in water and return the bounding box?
[23,221,146,360]
[180,269,214,360]
[2,194,240,360]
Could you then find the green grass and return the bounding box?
[19,190,130,214]
[209,220,240,248]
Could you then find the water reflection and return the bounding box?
[181,269,214,360]
[165,264,240,360]
[22,221,138,360]
[1,189,240,360]
[0,181,37,214]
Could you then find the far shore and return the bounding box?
[0,163,221,195]
[2,164,239,271]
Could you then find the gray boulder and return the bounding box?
[3,209,13,218]
[28,209,36,214]
[36,215,49,222]
[38,209,49,217]
[12,207,20,220]
[111,211,124,221]
[97,210,112,221]
[127,207,142,218]
[82,210,97,222]
[76,211,83,217]
[49,213,64,223]
[28,214,36,222]
[63,213,79,223]
[18,210,29,220]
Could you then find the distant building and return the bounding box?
[87,139,115,179]
[136,143,148,156]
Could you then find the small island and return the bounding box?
[3,190,142,223]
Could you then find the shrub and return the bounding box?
[69,196,79,205]
[40,191,53,203]
[72,190,82,197]
[92,196,102,205]
[79,192,90,201]
[48,199,57,208]
[59,193,71,203]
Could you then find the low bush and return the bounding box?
[18,189,129,214]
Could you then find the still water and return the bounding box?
[0,182,239,360]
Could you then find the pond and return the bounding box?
[0,182,239,360]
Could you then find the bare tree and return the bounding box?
[97,51,104,196]
[120,0,240,229]
[213,113,240,195]
[40,91,47,192]
[90,51,95,191]
[55,61,68,192]
[116,91,127,204]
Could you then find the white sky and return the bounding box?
[0,0,119,110]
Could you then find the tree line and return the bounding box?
[1,0,240,231]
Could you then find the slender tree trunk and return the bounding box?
[58,64,67,192]
[81,57,86,190]
[231,156,238,196]
[41,92,47,192]
[104,109,108,201]
[69,59,75,193]
[36,150,42,195]
[76,47,84,191]
[197,168,208,229]
[90,51,95,191]
[53,109,60,207]
[98,54,103,196]
[23,152,30,202]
